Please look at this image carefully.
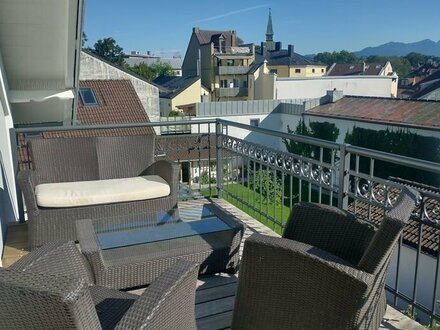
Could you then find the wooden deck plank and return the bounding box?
[195,296,235,319]
[196,311,233,330]
[196,282,237,304]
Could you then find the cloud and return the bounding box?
[193,4,269,23]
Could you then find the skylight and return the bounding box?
[79,87,98,106]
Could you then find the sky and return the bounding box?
[84,0,440,58]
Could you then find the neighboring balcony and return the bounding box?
[217,87,248,98]
[215,66,250,75]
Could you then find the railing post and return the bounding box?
[216,120,224,199]
[338,144,350,210]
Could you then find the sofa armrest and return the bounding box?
[144,160,180,195]
[115,259,199,330]
[232,233,372,330]
[283,202,376,264]
[17,170,40,212]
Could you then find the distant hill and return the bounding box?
[355,39,440,57]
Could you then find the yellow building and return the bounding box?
[154,76,203,116]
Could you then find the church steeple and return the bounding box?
[266,8,273,42]
[265,8,275,51]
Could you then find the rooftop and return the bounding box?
[327,63,387,76]
[306,95,440,130]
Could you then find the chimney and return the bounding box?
[231,30,236,46]
[326,89,344,103]
[193,27,200,33]
[261,42,267,57]
[288,45,294,58]
[275,42,282,51]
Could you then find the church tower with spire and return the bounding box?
[265,8,275,51]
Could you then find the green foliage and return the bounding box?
[93,37,125,66]
[283,120,340,162]
[344,127,440,185]
[81,32,88,48]
[249,169,282,202]
[405,52,429,67]
[129,62,175,81]
[314,50,359,67]
[200,171,216,184]
[168,110,181,117]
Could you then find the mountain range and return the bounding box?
[354,39,440,57]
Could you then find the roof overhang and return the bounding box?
[0,0,83,124]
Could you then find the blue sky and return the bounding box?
[84,0,439,58]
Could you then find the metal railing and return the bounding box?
[215,119,440,327]
[12,118,440,327]
[217,87,248,98]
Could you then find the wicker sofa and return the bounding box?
[2,241,199,330]
[232,186,418,330]
[18,135,180,249]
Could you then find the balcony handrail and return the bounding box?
[346,144,440,174]
[14,119,216,134]
[217,119,341,150]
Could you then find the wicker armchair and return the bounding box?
[18,135,180,249]
[2,241,199,330]
[232,186,418,330]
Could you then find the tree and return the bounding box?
[249,169,282,202]
[82,32,88,48]
[404,52,427,67]
[129,62,175,81]
[93,37,125,66]
[314,50,359,67]
[283,120,340,162]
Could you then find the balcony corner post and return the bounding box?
[216,120,224,198]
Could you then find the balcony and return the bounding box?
[217,87,248,98]
[215,66,250,75]
[4,119,438,329]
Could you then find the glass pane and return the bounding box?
[79,87,98,105]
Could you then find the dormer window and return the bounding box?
[79,87,98,106]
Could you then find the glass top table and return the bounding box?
[94,205,232,250]
[76,202,245,289]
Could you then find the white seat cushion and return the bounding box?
[35,175,170,208]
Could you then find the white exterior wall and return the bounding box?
[0,53,19,264]
[277,76,398,99]
[80,52,160,125]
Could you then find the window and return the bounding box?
[321,68,325,73]
[233,79,239,88]
[79,87,98,106]
[295,68,301,73]
[242,81,248,88]
[227,59,234,66]
[270,69,278,74]
[250,119,260,127]
[312,68,315,73]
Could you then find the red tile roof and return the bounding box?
[43,80,154,138]
[306,96,440,130]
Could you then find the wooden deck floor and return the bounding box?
[2,198,424,329]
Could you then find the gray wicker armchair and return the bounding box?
[232,186,418,330]
[2,240,199,330]
[18,135,180,249]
